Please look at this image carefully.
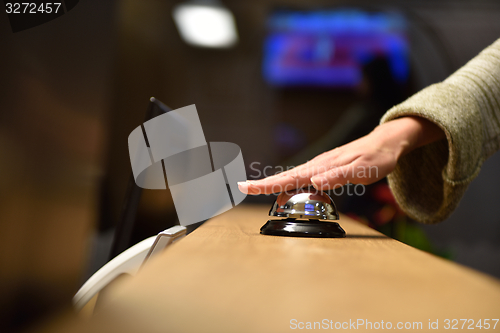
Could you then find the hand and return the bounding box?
[238,116,445,195]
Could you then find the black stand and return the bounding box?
[260,218,346,238]
[109,98,172,259]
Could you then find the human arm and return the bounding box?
[237,116,445,194]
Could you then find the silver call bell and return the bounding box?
[261,187,345,238]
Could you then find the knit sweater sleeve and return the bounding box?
[380,38,500,224]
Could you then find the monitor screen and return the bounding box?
[262,9,409,88]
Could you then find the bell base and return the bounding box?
[260,219,346,238]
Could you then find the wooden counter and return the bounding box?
[46,204,500,332]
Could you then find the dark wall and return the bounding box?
[0,1,115,331]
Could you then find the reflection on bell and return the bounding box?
[260,187,346,238]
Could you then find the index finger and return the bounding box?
[237,161,330,195]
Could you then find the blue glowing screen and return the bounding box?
[305,203,315,211]
[263,9,409,88]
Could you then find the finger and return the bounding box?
[238,160,332,195]
[237,174,311,195]
[309,168,351,191]
[310,159,373,191]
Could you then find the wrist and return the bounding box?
[373,116,445,159]
[371,119,412,160]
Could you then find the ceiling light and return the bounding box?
[173,1,238,48]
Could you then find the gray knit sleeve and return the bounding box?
[380,38,500,224]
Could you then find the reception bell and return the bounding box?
[260,187,345,238]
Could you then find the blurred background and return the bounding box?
[1,0,500,331]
